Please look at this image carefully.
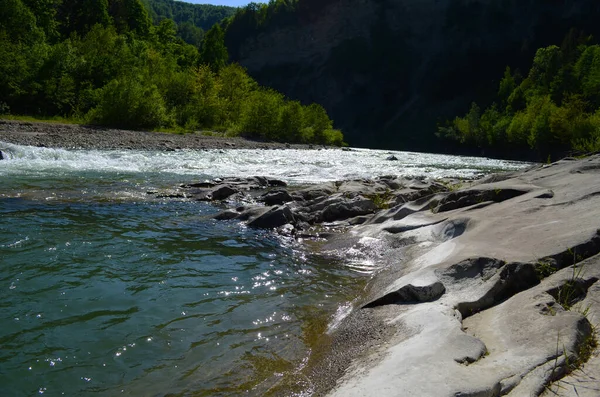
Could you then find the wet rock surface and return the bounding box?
[150,155,600,396]
[152,175,448,233]
[179,154,600,397]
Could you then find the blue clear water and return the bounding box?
[0,144,530,396]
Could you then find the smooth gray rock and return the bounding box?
[541,279,600,397]
[321,197,378,222]
[324,155,600,397]
[292,184,337,201]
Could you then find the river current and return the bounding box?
[0,143,528,396]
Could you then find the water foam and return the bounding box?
[0,141,529,184]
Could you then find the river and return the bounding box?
[0,143,528,396]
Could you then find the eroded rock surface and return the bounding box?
[159,155,600,396]
[320,155,600,397]
[154,175,446,231]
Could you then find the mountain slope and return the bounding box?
[143,0,235,31]
[224,0,600,153]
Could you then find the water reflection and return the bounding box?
[0,195,365,396]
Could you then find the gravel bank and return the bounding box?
[0,120,317,151]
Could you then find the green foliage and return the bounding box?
[200,24,228,72]
[0,0,344,145]
[143,0,235,32]
[440,40,600,158]
[110,0,152,37]
[1,0,45,44]
[365,190,394,210]
[58,0,111,36]
[88,75,170,129]
[239,88,285,139]
[534,260,557,280]
[498,67,516,104]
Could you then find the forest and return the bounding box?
[216,0,600,159]
[0,0,345,146]
[439,32,600,160]
[142,0,235,47]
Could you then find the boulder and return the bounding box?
[213,210,239,220]
[209,185,238,200]
[365,279,446,308]
[259,189,294,206]
[321,197,378,222]
[0,150,4,160]
[292,184,337,201]
[386,155,399,161]
[267,178,288,187]
[248,205,295,229]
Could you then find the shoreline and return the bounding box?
[0,119,323,151]
[301,157,600,396]
[4,121,599,396]
[169,159,600,396]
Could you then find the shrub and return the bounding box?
[323,129,345,146]
[87,75,170,129]
[238,88,284,139]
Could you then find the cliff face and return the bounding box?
[229,0,600,152]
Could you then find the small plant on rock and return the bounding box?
[535,259,557,279]
[365,190,394,210]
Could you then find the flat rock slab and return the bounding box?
[322,155,600,397]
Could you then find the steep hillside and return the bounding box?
[225,0,600,154]
[142,0,235,46]
[143,0,235,31]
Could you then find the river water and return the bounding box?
[0,143,528,396]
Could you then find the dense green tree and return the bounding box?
[200,24,228,72]
[0,0,345,146]
[59,0,111,36]
[1,0,45,44]
[88,74,169,129]
[21,0,60,41]
[575,45,600,105]
[177,21,204,47]
[440,41,600,158]
[110,0,152,37]
[498,67,516,104]
[143,0,235,31]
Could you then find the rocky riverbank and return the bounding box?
[167,156,600,396]
[0,119,317,151]
[4,123,597,396]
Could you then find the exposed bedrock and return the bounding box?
[320,155,600,397]
[161,155,600,396]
